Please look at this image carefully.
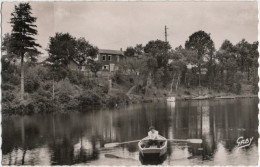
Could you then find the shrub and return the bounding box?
[25,77,41,93]
[2,84,15,91]
[112,71,125,84]
[2,90,16,102]
[77,90,103,106]
[106,92,129,107]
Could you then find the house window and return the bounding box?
[102,55,106,61]
[102,65,109,70]
[108,55,112,61]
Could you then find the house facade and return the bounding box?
[96,49,125,72]
[67,49,125,77]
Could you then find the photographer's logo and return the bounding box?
[236,136,253,148]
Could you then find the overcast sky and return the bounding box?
[2,1,258,58]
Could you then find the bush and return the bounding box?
[2,84,15,91]
[2,72,20,86]
[112,71,125,84]
[25,77,41,93]
[77,90,103,106]
[2,90,16,102]
[106,92,129,107]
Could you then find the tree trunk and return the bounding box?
[20,54,25,101]
[175,74,180,94]
[170,74,175,94]
[52,79,55,100]
[198,62,201,87]
[247,66,250,81]
[145,72,151,96]
[21,149,27,165]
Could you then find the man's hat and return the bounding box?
[149,126,155,130]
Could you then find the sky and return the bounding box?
[2,1,258,59]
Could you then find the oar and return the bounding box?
[104,139,140,148]
[167,138,203,144]
[104,138,202,148]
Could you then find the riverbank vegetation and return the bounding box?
[2,3,259,115]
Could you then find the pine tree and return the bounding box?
[9,3,41,101]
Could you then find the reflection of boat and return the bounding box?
[166,96,176,102]
[138,135,167,157]
[139,152,167,165]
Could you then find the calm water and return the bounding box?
[2,98,259,165]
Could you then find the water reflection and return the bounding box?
[2,98,259,165]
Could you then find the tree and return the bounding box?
[124,47,136,57]
[74,37,98,65]
[134,44,143,57]
[235,39,258,81]
[235,39,250,73]
[143,40,172,88]
[169,47,197,90]
[9,3,41,101]
[88,60,102,77]
[47,32,77,67]
[185,30,215,87]
[47,33,98,67]
[144,40,171,68]
[216,40,238,90]
[124,44,144,58]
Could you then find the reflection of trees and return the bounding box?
[2,98,258,165]
[50,136,75,165]
[170,99,258,160]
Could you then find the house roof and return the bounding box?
[99,49,124,55]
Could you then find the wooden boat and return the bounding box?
[166,96,175,102]
[138,135,167,157]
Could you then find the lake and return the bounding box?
[2,98,259,165]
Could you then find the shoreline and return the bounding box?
[2,94,258,116]
[177,94,258,100]
[128,94,258,103]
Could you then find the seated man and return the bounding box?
[146,126,160,148]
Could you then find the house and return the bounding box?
[96,49,125,72]
[66,49,125,77]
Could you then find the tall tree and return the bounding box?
[47,33,98,67]
[75,37,98,65]
[169,47,197,88]
[185,30,215,87]
[216,40,236,86]
[47,32,77,67]
[235,39,257,81]
[144,40,171,68]
[9,3,41,101]
[143,40,171,88]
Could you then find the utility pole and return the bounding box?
[165,25,168,42]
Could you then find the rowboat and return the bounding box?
[138,135,167,157]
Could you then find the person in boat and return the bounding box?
[146,126,160,148]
